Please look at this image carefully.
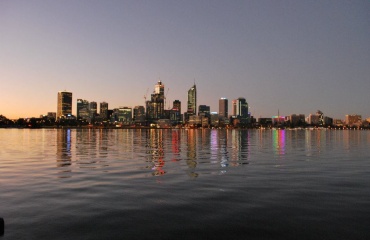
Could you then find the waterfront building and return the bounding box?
[77,99,89,120]
[307,114,320,125]
[146,80,165,121]
[173,100,181,114]
[100,102,108,120]
[47,112,56,120]
[118,107,132,125]
[172,100,182,124]
[232,98,248,118]
[345,114,362,127]
[333,119,344,127]
[258,118,273,127]
[287,114,305,127]
[272,116,285,126]
[189,115,202,126]
[231,97,249,126]
[219,98,228,119]
[187,84,197,116]
[210,112,219,127]
[198,105,210,118]
[57,91,72,118]
[324,116,333,126]
[89,102,97,119]
[133,106,145,125]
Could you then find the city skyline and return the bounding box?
[1,1,369,119]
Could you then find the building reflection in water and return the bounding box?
[219,130,229,168]
[186,129,198,178]
[230,130,249,166]
[273,129,285,157]
[171,130,182,162]
[56,129,72,178]
[98,129,109,160]
[76,129,99,168]
[146,129,166,176]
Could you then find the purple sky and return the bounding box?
[1,0,369,119]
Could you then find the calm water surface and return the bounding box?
[0,129,369,239]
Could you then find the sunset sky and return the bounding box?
[1,0,369,119]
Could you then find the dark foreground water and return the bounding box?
[0,128,369,240]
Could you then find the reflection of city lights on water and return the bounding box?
[273,129,285,156]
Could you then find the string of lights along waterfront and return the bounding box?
[0,80,368,129]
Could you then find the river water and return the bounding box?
[0,128,369,239]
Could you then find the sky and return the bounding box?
[1,0,369,120]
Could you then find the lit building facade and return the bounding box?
[89,101,97,119]
[345,114,362,127]
[146,80,165,121]
[100,102,108,120]
[232,97,248,119]
[77,99,90,120]
[198,105,210,118]
[187,84,197,116]
[118,107,132,125]
[57,91,72,118]
[133,106,146,125]
[219,98,228,119]
[172,100,182,124]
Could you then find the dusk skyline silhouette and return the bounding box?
[1,0,369,119]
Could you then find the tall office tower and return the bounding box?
[100,102,108,120]
[57,91,72,118]
[89,101,97,119]
[147,80,165,120]
[232,97,248,118]
[187,84,197,115]
[133,106,146,124]
[77,99,90,119]
[219,98,228,118]
[172,100,181,124]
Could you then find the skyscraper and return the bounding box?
[77,99,89,120]
[57,91,72,118]
[146,80,165,121]
[219,98,228,118]
[232,97,248,118]
[100,102,108,120]
[133,106,145,125]
[187,84,197,116]
[89,101,97,119]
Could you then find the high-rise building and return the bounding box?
[89,101,97,119]
[57,91,72,118]
[219,98,228,119]
[172,100,182,124]
[100,102,108,120]
[232,97,248,118]
[146,80,165,121]
[133,106,145,125]
[77,99,89,119]
[187,84,197,115]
